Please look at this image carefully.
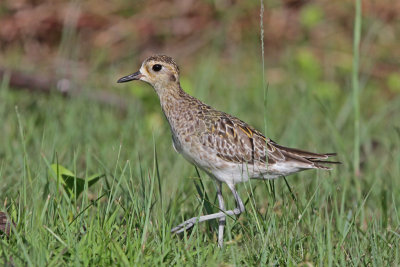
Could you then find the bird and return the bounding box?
[117,54,339,247]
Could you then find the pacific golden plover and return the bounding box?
[117,55,339,247]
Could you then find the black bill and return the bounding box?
[117,71,142,83]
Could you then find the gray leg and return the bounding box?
[216,182,225,248]
[171,183,244,238]
[227,183,245,214]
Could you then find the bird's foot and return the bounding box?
[171,217,199,234]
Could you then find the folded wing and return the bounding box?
[198,109,339,172]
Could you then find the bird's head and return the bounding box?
[117,55,180,92]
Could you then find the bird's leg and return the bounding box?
[216,182,225,248]
[171,183,245,237]
[227,183,245,214]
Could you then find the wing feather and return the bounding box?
[196,105,338,171]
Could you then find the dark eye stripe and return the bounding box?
[152,64,162,71]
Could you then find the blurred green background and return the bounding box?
[0,0,399,265]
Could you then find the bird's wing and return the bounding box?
[198,110,284,165]
[197,109,339,170]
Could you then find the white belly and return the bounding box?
[171,134,283,185]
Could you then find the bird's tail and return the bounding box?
[272,144,341,170]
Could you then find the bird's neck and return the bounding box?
[157,83,187,114]
[155,83,197,131]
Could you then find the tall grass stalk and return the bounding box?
[260,0,276,199]
[352,0,362,177]
[260,0,268,140]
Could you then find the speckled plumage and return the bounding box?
[118,54,339,247]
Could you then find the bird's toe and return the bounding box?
[171,218,197,234]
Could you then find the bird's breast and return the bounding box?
[171,133,183,153]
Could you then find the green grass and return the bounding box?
[0,50,399,265]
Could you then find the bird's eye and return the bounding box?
[152,64,162,72]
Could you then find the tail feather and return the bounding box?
[272,143,334,160]
[311,159,341,165]
[310,159,341,170]
[271,143,340,170]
